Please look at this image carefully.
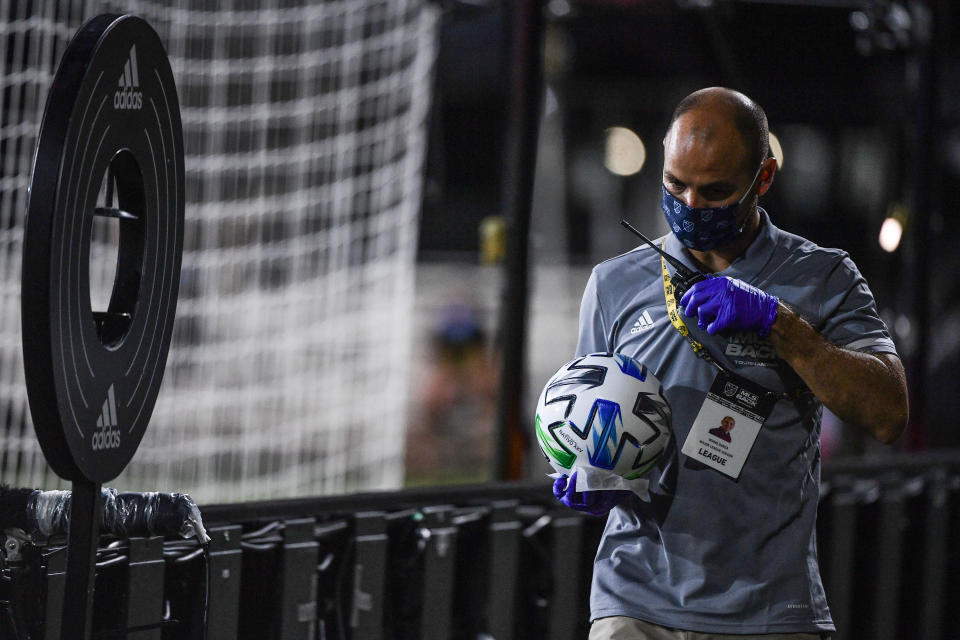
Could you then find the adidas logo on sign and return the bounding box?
[114,45,143,110]
[630,310,655,334]
[92,384,122,450]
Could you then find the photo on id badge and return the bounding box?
[708,416,736,443]
[683,400,763,479]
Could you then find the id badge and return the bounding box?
[681,371,776,479]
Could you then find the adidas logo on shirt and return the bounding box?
[114,45,143,110]
[630,310,655,334]
[92,384,122,450]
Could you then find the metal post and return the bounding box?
[905,0,939,447]
[493,0,545,481]
[60,480,102,640]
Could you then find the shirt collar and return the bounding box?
[663,208,779,282]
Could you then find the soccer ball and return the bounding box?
[534,353,671,480]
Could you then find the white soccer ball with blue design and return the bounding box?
[534,353,671,480]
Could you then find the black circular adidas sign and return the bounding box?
[22,14,184,483]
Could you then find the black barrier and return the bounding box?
[279,519,320,637]
[2,454,960,639]
[549,512,588,640]
[351,512,388,639]
[418,506,457,640]
[944,474,960,639]
[160,525,240,639]
[206,526,242,640]
[313,520,352,638]
[820,483,858,640]
[126,537,165,640]
[515,504,552,638]
[483,500,521,639]
[43,547,68,640]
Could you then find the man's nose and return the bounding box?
[682,190,708,208]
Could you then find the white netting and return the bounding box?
[0,0,439,502]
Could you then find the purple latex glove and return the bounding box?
[552,471,630,516]
[679,276,779,337]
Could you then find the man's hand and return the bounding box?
[680,276,779,337]
[552,471,630,516]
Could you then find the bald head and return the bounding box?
[667,87,769,172]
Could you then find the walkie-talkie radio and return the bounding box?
[619,220,706,298]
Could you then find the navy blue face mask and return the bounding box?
[661,164,764,251]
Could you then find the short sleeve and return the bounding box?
[576,268,609,356]
[818,256,898,356]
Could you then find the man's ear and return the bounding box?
[756,157,777,197]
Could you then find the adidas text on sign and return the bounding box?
[114,45,143,110]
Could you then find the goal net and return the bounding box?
[0,0,439,502]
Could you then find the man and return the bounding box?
[554,87,908,639]
[708,416,736,443]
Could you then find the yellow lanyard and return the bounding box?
[660,245,722,371]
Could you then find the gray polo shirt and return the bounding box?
[579,210,897,634]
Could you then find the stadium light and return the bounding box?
[894,313,911,339]
[769,131,784,170]
[879,216,903,252]
[548,0,572,16]
[604,126,646,176]
[879,203,909,253]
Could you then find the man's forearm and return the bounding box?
[768,302,909,444]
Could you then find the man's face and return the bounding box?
[721,416,735,432]
[662,109,755,215]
